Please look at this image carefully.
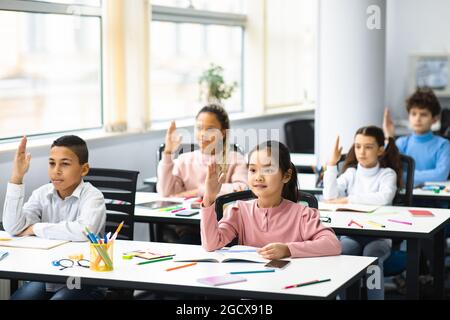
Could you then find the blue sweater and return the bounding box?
[396,131,450,186]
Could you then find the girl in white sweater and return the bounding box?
[323,125,402,300]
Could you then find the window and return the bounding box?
[264,0,317,110]
[0,1,102,140]
[151,2,246,122]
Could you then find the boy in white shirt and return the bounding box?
[3,135,106,300]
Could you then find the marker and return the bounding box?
[284,278,331,289]
[171,207,186,213]
[166,262,197,271]
[230,269,275,275]
[348,220,363,228]
[159,205,183,212]
[388,219,412,225]
[137,256,173,265]
[367,220,386,228]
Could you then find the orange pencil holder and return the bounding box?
[89,242,114,272]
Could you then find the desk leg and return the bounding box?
[346,278,361,300]
[149,223,155,242]
[431,229,445,299]
[10,280,18,296]
[406,239,420,299]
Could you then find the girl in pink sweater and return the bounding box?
[157,104,247,244]
[157,104,247,198]
[201,141,341,259]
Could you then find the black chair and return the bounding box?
[215,190,318,220]
[284,119,314,154]
[394,154,415,207]
[83,168,139,241]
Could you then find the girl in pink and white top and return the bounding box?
[157,104,247,244]
[157,104,247,199]
[201,141,341,260]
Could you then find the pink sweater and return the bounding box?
[201,199,341,258]
[157,150,248,197]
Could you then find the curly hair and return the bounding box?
[406,88,441,117]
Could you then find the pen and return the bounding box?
[171,207,186,213]
[388,219,412,225]
[216,249,257,253]
[230,269,275,275]
[284,278,331,289]
[367,220,386,228]
[166,262,197,271]
[137,256,173,265]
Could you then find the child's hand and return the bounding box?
[202,162,225,207]
[18,225,35,237]
[383,108,395,138]
[257,243,291,260]
[164,121,182,154]
[10,136,31,185]
[327,135,343,166]
[325,197,348,204]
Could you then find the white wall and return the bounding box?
[386,0,450,120]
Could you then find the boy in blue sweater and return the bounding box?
[384,88,450,187]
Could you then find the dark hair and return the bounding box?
[248,140,299,202]
[196,104,230,174]
[196,104,230,131]
[343,126,402,187]
[406,88,441,117]
[51,135,89,164]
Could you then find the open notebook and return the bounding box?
[0,232,69,250]
[174,245,269,263]
[318,203,380,213]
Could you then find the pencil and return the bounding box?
[165,262,197,271]
[137,256,173,265]
[284,278,331,289]
[230,269,275,275]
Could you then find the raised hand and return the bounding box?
[327,135,343,166]
[10,136,31,184]
[383,107,395,138]
[202,162,225,207]
[164,121,182,154]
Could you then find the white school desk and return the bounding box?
[297,174,450,205]
[134,193,449,299]
[319,204,450,300]
[0,240,376,300]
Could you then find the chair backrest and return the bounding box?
[284,119,314,154]
[215,190,318,220]
[83,168,139,241]
[395,154,415,206]
[157,143,244,162]
[298,191,318,209]
[333,153,415,206]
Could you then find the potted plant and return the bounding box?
[199,63,238,105]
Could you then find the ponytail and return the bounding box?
[282,162,299,202]
[380,137,403,188]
